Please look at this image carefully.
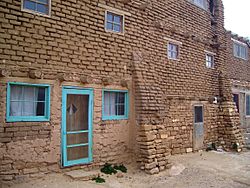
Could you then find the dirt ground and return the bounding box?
[3,151,250,188]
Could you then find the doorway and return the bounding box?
[61,87,93,167]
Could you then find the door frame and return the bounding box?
[61,86,93,167]
[193,104,204,150]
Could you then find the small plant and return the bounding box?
[114,164,127,173]
[101,163,117,175]
[92,176,105,183]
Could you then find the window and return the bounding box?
[102,90,128,120]
[7,82,50,122]
[233,94,239,113]
[190,0,207,9]
[105,11,124,33]
[194,106,203,123]
[22,0,50,16]
[233,42,248,60]
[246,94,250,116]
[168,43,179,60]
[206,53,214,68]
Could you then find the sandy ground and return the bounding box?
[3,151,250,188]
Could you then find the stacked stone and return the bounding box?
[137,125,170,174]
[218,102,245,151]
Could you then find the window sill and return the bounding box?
[102,116,128,121]
[105,28,125,36]
[234,56,248,61]
[21,8,51,18]
[6,116,50,122]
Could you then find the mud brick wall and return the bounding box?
[0,78,134,183]
[0,0,246,181]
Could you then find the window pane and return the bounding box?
[116,104,125,115]
[38,0,48,4]
[233,94,239,112]
[10,85,23,101]
[10,101,22,116]
[106,22,113,30]
[37,88,46,101]
[246,95,250,116]
[110,93,116,115]
[23,86,35,101]
[114,15,121,24]
[104,92,110,116]
[24,0,36,11]
[37,3,48,14]
[114,24,121,32]
[23,102,36,116]
[107,12,113,22]
[194,106,203,123]
[36,102,45,116]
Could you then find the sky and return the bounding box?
[223,0,250,38]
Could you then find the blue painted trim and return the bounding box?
[61,87,93,167]
[6,82,51,122]
[67,143,89,148]
[67,130,89,134]
[102,89,129,120]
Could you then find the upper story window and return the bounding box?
[246,94,250,116]
[22,0,50,16]
[190,0,207,10]
[233,41,248,60]
[206,53,215,68]
[7,82,50,122]
[102,90,128,120]
[168,43,179,60]
[105,11,124,33]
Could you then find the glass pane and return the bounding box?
[114,15,121,23]
[106,22,113,30]
[66,94,89,131]
[67,132,88,145]
[104,92,110,116]
[113,24,121,32]
[116,104,125,115]
[67,145,88,161]
[37,88,46,101]
[23,102,36,116]
[23,86,35,101]
[194,106,203,123]
[116,93,125,103]
[10,85,23,101]
[24,0,36,11]
[36,102,45,116]
[10,101,22,116]
[37,3,48,14]
[246,95,250,116]
[38,0,48,4]
[107,12,113,22]
[233,94,239,112]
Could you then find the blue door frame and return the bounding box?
[61,87,93,167]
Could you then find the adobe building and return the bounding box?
[0,0,247,183]
[225,32,250,148]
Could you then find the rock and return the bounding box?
[169,163,185,176]
[116,172,124,178]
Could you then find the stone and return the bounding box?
[169,164,185,176]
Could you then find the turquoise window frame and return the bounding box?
[6,82,51,122]
[102,89,129,120]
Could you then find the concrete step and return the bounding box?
[64,169,100,181]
